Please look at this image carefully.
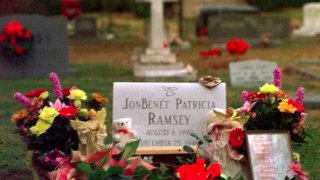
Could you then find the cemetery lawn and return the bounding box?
[1,36,320,179]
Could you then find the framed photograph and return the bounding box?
[246,131,293,180]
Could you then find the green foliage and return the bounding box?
[76,162,95,174]
[133,166,150,180]
[112,139,140,161]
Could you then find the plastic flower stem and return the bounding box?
[295,87,305,105]
[273,67,282,89]
[14,92,32,109]
[49,72,63,99]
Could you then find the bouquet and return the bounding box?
[0,21,33,56]
[240,67,306,143]
[12,72,110,178]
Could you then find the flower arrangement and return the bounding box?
[226,37,248,55]
[61,0,83,21]
[240,67,306,144]
[0,21,33,56]
[11,72,224,180]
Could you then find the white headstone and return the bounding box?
[229,59,277,87]
[113,82,226,147]
[293,3,320,36]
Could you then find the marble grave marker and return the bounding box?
[113,82,226,147]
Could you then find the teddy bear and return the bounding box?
[112,117,138,149]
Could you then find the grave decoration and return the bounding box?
[0,21,33,56]
[241,67,307,144]
[10,70,308,179]
[199,37,248,59]
[61,0,83,21]
[11,72,226,180]
[199,67,308,179]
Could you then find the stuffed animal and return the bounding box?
[112,117,138,149]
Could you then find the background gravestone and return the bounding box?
[0,15,70,77]
[75,17,97,37]
[229,59,277,87]
[208,15,289,41]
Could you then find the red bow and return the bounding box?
[118,129,129,134]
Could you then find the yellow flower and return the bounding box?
[39,91,49,99]
[30,120,51,136]
[68,89,87,107]
[259,83,279,94]
[67,89,87,101]
[278,100,296,113]
[38,107,59,124]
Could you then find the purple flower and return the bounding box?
[295,87,305,105]
[13,92,32,109]
[273,67,282,89]
[33,149,67,172]
[49,72,63,99]
[241,90,249,103]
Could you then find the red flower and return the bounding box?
[288,99,305,112]
[62,88,71,96]
[229,128,245,149]
[0,34,6,42]
[249,92,268,101]
[61,0,83,20]
[176,158,220,180]
[163,41,169,48]
[4,21,24,37]
[25,89,46,98]
[226,38,249,55]
[200,48,221,58]
[14,46,25,55]
[59,106,78,118]
[24,31,32,39]
[199,26,208,36]
[207,163,221,179]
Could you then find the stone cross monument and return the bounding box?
[134,0,197,80]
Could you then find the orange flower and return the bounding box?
[11,109,28,122]
[277,100,296,113]
[92,93,108,104]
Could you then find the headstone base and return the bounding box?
[293,27,319,37]
[140,48,176,64]
[134,63,197,81]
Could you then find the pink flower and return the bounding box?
[288,161,309,180]
[49,72,63,99]
[239,101,255,113]
[14,92,32,109]
[241,90,250,103]
[107,148,127,167]
[124,157,154,177]
[50,99,66,111]
[295,87,305,105]
[273,67,282,89]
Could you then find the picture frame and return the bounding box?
[246,130,293,180]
